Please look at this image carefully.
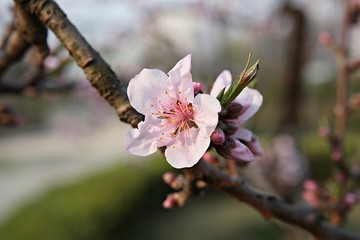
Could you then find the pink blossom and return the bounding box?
[210,70,263,160]
[125,55,221,169]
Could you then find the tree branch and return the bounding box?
[13,0,143,127]
[191,160,360,240]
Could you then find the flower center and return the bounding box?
[154,99,198,134]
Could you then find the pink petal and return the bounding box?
[127,68,169,115]
[210,70,232,97]
[124,115,171,156]
[234,87,263,124]
[193,94,221,137]
[165,129,210,169]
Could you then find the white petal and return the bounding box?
[234,87,263,124]
[168,54,192,85]
[168,54,194,102]
[210,70,232,97]
[127,68,169,115]
[124,115,171,156]
[165,129,210,169]
[193,94,221,137]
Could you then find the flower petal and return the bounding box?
[165,129,210,169]
[234,87,263,124]
[168,54,192,85]
[124,115,171,156]
[234,127,253,142]
[210,70,232,97]
[127,68,169,115]
[230,139,254,162]
[193,94,221,137]
[168,54,194,102]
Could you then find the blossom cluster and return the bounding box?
[124,55,263,169]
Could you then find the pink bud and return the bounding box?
[344,193,359,207]
[318,32,332,46]
[162,194,179,209]
[162,172,184,190]
[193,82,203,95]
[302,191,320,208]
[162,172,178,186]
[303,180,318,191]
[211,128,226,145]
[202,152,220,165]
[216,137,254,162]
[230,139,254,162]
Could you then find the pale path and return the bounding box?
[0,117,135,224]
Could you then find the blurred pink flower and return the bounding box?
[318,32,332,47]
[210,70,263,161]
[125,55,221,169]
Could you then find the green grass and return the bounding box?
[0,156,171,240]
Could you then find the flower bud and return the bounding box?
[162,172,184,190]
[216,137,254,162]
[202,152,220,165]
[216,120,227,131]
[344,193,359,208]
[211,128,226,145]
[226,102,243,119]
[302,191,320,208]
[246,135,263,156]
[162,193,179,209]
[218,109,228,119]
[222,120,238,135]
[163,172,178,185]
[303,180,318,191]
[193,82,203,95]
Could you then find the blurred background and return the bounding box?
[0,0,360,239]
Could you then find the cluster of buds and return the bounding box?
[317,125,344,162]
[162,172,185,208]
[162,170,208,209]
[162,172,185,190]
[210,102,262,164]
[302,180,331,209]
